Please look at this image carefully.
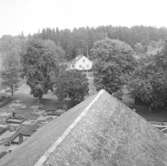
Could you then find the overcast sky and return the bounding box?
[0,0,167,37]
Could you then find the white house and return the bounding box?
[69,55,93,71]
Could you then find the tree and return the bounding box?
[1,65,20,96]
[0,36,23,96]
[129,41,167,110]
[22,39,61,100]
[93,62,122,93]
[90,38,136,94]
[33,26,167,60]
[54,70,89,109]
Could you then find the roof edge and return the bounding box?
[34,89,105,166]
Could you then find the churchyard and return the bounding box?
[0,85,65,158]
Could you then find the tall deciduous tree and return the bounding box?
[22,39,62,100]
[129,41,167,110]
[90,38,136,94]
[0,36,23,96]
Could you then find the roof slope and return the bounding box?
[71,55,92,65]
[1,90,167,166]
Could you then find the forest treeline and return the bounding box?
[33,25,167,59]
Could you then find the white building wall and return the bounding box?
[74,57,93,71]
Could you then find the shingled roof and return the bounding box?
[1,90,167,166]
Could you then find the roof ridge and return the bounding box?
[34,89,105,166]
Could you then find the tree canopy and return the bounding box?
[22,39,61,99]
[1,25,167,111]
[0,36,23,96]
[129,41,167,110]
[54,70,89,109]
[33,26,167,60]
[91,38,137,94]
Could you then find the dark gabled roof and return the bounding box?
[1,90,167,166]
[3,124,39,146]
[19,124,38,136]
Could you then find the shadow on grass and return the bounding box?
[39,98,60,110]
